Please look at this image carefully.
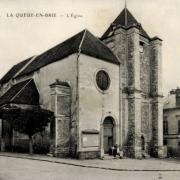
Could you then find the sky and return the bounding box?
[0,0,179,96]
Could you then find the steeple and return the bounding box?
[101,6,149,40]
[125,0,127,26]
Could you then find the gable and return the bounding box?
[16,30,119,78]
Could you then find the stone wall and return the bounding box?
[141,101,152,154]
[150,39,163,97]
[78,151,100,159]
[141,102,150,139]
[126,27,142,158]
[55,116,70,157]
[151,98,164,157]
[140,45,150,95]
[150,38,164,157]
[104,28,127,88]
[50,84,71,157]
[126,98,135,157]
[127,28,140,89]
[122,94,128,146]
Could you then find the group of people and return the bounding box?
[109,144,123,158]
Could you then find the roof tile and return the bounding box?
[101,8,149,39]
[17,30,119,77]
[0,57,32,84]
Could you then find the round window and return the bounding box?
[96,70,110,91]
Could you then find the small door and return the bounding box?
[141,136,145,151]
[103,117,114,153]
[103,136,113,153]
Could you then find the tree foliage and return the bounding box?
[0,105,54,154]
[0,105,54,137]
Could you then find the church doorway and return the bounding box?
[103,116,115,153]
[141,135,145,151]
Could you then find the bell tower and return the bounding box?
[101,4,165,158]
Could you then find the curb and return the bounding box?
[0,153,180,172]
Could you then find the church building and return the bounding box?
[0,7,165,159]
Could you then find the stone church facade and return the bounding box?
[0,8,164,159]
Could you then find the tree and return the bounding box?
[0,105,54,154]
[0,105,20,120]
[0,105,20,152]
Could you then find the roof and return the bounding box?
[16,29,119,77]
[0,57,32,84]
[101,8,150,39]
[0,79,39,106]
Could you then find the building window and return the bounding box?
[176,91,180,106]
[139,41,144,53]
[96,70,110,91]
[163,118,168,135]
[178,120,180,134]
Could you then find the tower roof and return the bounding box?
[101,8,149,39]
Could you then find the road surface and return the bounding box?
[0,156,180,180]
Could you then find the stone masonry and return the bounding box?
[102,11,164,158]
[49,81,71,157]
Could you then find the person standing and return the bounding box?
[113,144,117,157]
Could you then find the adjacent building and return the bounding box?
[163,88,180,157]
[0,7,165,159]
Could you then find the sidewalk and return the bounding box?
[0,152,180,171]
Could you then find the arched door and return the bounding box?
[141,136,145,151]
[103,117,115,153]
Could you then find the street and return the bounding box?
[0,156,180,180]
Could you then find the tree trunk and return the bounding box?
[29,135,33,155]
